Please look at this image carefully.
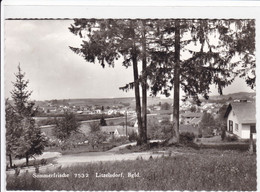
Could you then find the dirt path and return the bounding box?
[6,140,168,174]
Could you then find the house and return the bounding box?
[180,112,202,125]
[224,102,256,139]
[101,125,138,138]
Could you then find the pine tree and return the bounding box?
[9,64,46,166]
[69,19,156,145]
[147,19,255,143]
[5,100,25,168]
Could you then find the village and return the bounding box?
[34,92,256,143]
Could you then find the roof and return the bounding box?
[101,125,138,135]
[225,102,256,124]
[190,117,201,124]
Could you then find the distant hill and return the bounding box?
[8,92,254,108]
[207,92,256,101]
[27,97,169,109]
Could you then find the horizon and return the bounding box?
[5,91,256,102]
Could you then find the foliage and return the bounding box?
[6,150,256,191]
[148,119,173,140]
[128,131,138,142]
[88,121,107,149]
[5,100,24,167]
[69,19,255,145]
[88,131,108,149]
[179,132,195,145]
[190,106,197,113]
[100,116,107,126]
[225,135,238,142]
[89,121,101,132]
[7,65,47,166]
[221,129,226,141]
[199,112,217,137]
[60,132,86,150]
[160,102,171,110]
[216,104,228,139]
[69,19,158,145]
[36,113,124,121]
[52,112,80,141]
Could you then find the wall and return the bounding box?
[241,124,256,139]
[227,109,241,137]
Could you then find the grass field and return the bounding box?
[6,149,256,191]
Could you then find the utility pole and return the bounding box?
[125,109,128,137]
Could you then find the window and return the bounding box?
[235,123,238,132]
[229,120,233,132]
[250,126,256,134]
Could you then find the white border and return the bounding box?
[1,0,260,7]
[1,1,260,192]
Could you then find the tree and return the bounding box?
[100,116,107,126]
[190,106,197,113]
[161,102,171,110]
[199,112,217,137]
[5,100,24,168]
[9,64,47,166]
[147,19,255,143]
[88,122,107,149]
[53,111,80,141]
[69,19,155,145]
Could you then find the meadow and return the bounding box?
[6,149,256,191]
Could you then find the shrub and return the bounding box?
[40,159,47,165]
[180,132,195,145]
[225,135,238,142]
[221,129,226,140]
[128,131,138,142]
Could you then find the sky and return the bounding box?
[4,20,255,101]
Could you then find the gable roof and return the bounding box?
[190,117,201,124]
[225,102,256,124]
[101,125,138,135]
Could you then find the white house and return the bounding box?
[224,102,256,139]
[101,126,138,138]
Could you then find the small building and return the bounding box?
[224,102,256,139]
[101,126,138,138]
[180,112,202,125]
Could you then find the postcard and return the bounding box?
[1,1,259,191]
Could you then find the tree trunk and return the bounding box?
[133,55,143,145]
[141,20,148,144]
[173,20,181,143]
[249,132,254,155]
[26,154,29,166]
[131,21,143,145]
[9,154,13,168]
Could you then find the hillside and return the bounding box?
[207,92,256,101]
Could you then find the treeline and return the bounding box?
[38,113,124,126]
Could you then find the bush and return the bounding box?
[128,131,138,142]
[221,130,226,140]
[225,135,238,142]
[180,132,195,145]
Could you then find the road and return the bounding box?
[7,140,170,174]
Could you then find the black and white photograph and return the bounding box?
[1,1,259,191]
